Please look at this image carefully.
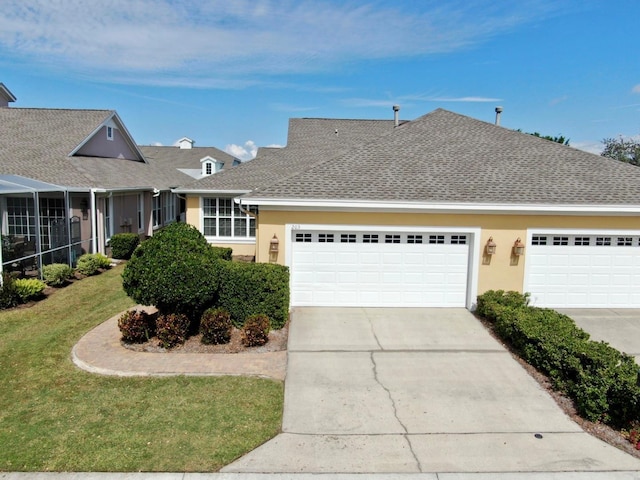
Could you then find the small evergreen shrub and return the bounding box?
[0,274,20,309]
[218,262,289,329]
[109,233,140,260]
[156,312,190,349]
[42,263,75,286]
[210,246,233,261]
[241,314,270,347]
[76,253,111,276]
[14,278,46,302]
[122,223,221,318]
[200,307,232,345]
[118,309,155,343]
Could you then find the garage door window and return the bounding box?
[532,234,640,247]
[293,231,468,245]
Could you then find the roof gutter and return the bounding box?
[171,188,252,195]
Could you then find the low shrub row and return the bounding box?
[108,233,140,260]
[119,307,271,349]
[476,290,640,428]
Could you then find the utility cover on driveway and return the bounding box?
[223,308,640,473]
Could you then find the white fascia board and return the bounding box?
[241,198,640,215]
[172,188,251,195]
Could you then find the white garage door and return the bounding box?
[290,230,470,307]
[525,233,640,308]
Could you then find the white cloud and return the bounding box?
[633,84,640,94]
[0,0,561,87]
[225,140,258,161]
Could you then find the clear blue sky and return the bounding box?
[1,1,639,159]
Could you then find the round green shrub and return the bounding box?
[122,223,222,319]
[76,253,110,276]
[156,312,190,349]
[109,233,140,259]
[241,314,270,347]
[200,307,232,345]
[14,278,46,302]
[42,263,75,286]
[118,309,155,343]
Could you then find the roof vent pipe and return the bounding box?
[494,106,503,126]
[393,105,400,127]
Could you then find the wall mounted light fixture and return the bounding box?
[513,237,525,256]
[269,234,279,254]
[485,237,497,255]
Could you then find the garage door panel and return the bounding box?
[291,229,470,307]
[526,234,640,308]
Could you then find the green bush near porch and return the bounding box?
[476,290,640,427]
[217,261,290,329]
[108,233,140,260]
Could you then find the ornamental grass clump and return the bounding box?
[118,309,155,343]
[241,314,270,347]
[200,307,232,345]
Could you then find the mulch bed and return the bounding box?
[121,320,289,354]
[475,314,640,459]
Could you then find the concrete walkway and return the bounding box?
[72,309,287,381]
[222,308,640,474]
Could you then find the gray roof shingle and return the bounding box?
[178,117,398,191]
[243,109,640,206]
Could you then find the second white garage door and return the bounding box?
[525,233,640,308]
[290,230,470,307]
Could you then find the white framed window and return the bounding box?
[162,192,175,224]
[202,197,257,238]
[137,193,144,233]
[106,126,114,141]
[104,197,113,240]
[152,195,161,229]
[205,162,213,176]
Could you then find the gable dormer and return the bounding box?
[201,156,223,176]
[0,83,16,108]
[177,137,194,149]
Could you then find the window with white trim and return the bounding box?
[5,197,35,239]
[162,192,175,224]
[104,197,112,240]
[202,197,257,238]
[137,194,144,232]
[106,126,114,141]
[152,195,161,229]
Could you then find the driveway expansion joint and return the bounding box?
[370,351,423,472]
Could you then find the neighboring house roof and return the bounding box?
[175,117,399,193]
[0,106,240,192]
[241,109,640,207]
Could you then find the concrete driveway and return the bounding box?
[559,309,640,363]
[223,308,640,474]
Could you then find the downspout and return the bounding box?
[65,189,72,269]
[33,190,42,275]
[90,188,97,254]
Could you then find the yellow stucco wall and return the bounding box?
[257,209,640,295]
[184,195,256,257]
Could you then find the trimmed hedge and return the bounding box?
[210,247,233,261]
[477,290,640,427]
[109,233,140,260]
[217,261,289,329]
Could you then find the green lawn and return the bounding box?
[0,265,284,472]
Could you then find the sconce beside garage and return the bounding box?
[513,237,525,256]
[485,237,496,255]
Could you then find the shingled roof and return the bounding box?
[242,109,640,206]
[177,117,398,192]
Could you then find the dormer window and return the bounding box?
[106,126,114,141]
[201,156,222,176]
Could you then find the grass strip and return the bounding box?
[0,265,283,472]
